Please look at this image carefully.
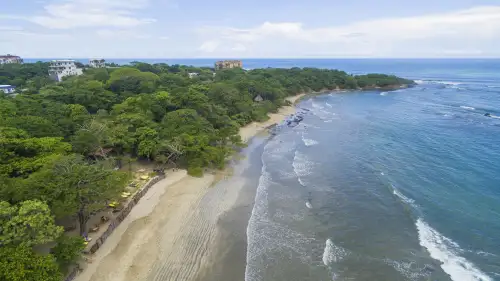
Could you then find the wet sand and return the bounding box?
[192,138,266,281]
[78,95,301,281]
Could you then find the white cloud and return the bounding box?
[231,43,247,52]
[0,26,24,31]
[197,6,500,57]
[26,0,155,29]
[96,29,152,39]
[199,40,220,53]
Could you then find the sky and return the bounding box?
[1,0,500,58]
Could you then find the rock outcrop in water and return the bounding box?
[285,109,309,127]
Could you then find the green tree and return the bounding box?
[51,234,85,271]
[0,246,62,281]
[71,118,110,157]
[0,136,71,177]
[24,155,128,234]
[0,200,63,247]
[107,67,159,94]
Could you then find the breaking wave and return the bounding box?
[460,105,475,110]
[301,133,319,146]
[391,184,418,208]
[416,219,493,281]
[293,150,314,187]
[323,239,348,266]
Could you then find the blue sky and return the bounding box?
[1,0,500,58]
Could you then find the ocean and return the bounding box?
[243,60,500,281]
[27,58,500,280]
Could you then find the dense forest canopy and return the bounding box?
[0,61,413,280]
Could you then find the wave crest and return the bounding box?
[323,239,348,266]
[416,219,492,281]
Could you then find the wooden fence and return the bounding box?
[65,175,165,281]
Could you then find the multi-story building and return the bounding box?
[48,60,83,82]
[89,58,106,68]
[0,85,16,94]
[214,60,243,71]
[0,54,23,64]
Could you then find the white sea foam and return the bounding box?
[416,219,493,281]
[301,133,319,146]
[293,150,314,179]
[312,101,326,110]
[380,172,385,176]
[435,81,463,86]
[384,259,432,280]
[415,80,463,86]
[460,105,476,110]
[490,115,500,119]
[311,101,336,121]
[476,251,497,257]
[298,177,307,186]
[392,186,417,208]
[325,102,333,108]
[305,201,312,209]
[380,92,388,96]
[323,239,348,266]
[246,154,313,280]
[299,122,320,129]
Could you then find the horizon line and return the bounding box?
[21,57,500,60]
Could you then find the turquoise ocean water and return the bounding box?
[244,60,500,281]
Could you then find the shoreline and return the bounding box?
[239,93,305,143]
[75,94,303,281]
[294,84,411,104]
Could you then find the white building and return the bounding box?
[188,72,199,79]
[48,60,83,82]
[0,85,16,94]
[0,54,23,64]
[89,58,105,68]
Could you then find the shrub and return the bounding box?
[187,166,203,177]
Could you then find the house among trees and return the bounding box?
[0,54,23,64]
[0,85,16,95]
[254,94,264,102]
[48,60,83,82]
[214,60,243,70]
[89,58,106,68]
[188,72,199,79]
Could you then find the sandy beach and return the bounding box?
[76,94,303,281]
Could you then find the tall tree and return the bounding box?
[24,155,128,235]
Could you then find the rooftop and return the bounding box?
[0,85,15,88]
[51,59,76,62]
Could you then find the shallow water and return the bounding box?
[246,60,500,281]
